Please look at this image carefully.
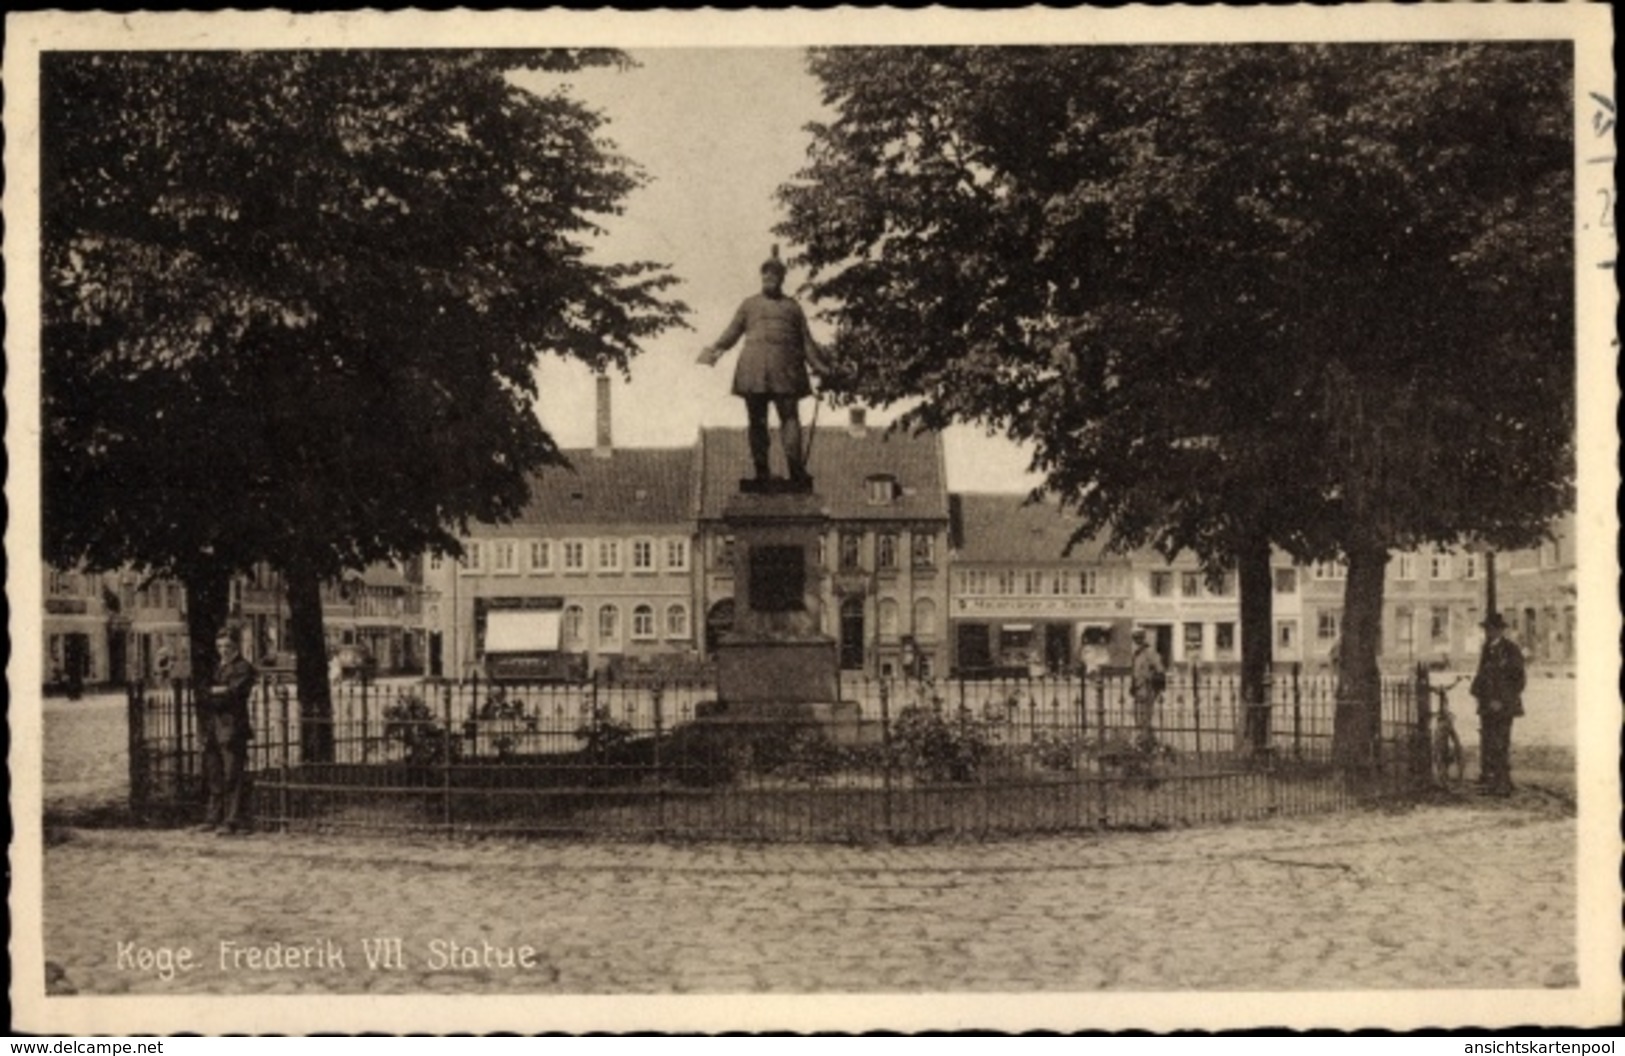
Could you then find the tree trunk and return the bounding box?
[1237,533,1274,754]
[284,562,335,764]
[181,564,231,692]
[1332,544,1388,769]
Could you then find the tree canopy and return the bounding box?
[43,50,686,588]
[779,43,1573,565]
[44,49,686,583]
[779,43,1572,762]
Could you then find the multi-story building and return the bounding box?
[946,493,1134,675]
[318,561,425,674]
[1496,512,1576,665]
[422,380,699,680]
[694,410,951,679]
[44,565,121,690]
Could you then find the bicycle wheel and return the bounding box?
[1435,727,1465,786]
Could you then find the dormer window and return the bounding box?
[865,474,898,505]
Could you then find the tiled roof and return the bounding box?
[469,448,696,532]
[696,426,948,522]
[949,493,1120,564]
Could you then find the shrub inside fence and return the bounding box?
[128,669,1423,841]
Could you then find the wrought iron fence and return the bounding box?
[128,667,1426,841]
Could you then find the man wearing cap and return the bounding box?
[1469,612,1525,796]
[197,625,258,834]
[1129,628,1166,749]
[699,248,827,485]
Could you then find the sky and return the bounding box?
[514,49,1042,493]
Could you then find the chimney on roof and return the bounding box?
[848,407,867,438]
[594,374,612,458]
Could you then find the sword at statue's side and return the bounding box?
[802,383,822,469]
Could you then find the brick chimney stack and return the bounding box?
[594,375,613,458]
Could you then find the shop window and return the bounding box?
[913,598,937,637]
[839,533,861,571]
[878,598,900,638]
[1430,606,1450,642]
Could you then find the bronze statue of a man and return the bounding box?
[699,248,826,484]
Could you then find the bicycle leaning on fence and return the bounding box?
[1430,676,1467,787]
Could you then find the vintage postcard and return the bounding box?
[7,6,1618,1036]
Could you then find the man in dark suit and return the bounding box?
[1470,612,1525,796]
[197,624,257,834]
[699,248,826,485]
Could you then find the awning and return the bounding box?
[485,610,562,653]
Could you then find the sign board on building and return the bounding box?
[953,596,1126,617]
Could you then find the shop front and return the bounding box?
[949,595,1132,677]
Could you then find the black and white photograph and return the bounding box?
[7,7,1618,1036]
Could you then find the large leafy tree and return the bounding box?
[44,51,686,756]
[779,43,1572,764]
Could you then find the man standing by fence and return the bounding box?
[197,624,257,835]
[1130,627,1165,749]
[1470,612,1525,796]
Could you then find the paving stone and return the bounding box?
[40,801,1577,994]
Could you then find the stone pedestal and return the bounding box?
[707,488,860,742]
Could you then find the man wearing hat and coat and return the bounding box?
[1129,627,1166,750]
[699,247,827,485]
[197,624,257,834]
[1470,612,1525,796]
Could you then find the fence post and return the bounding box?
[1191,663,1203,758]
[1076,665,1088,739]
[1291,662,1303,760]
[360,675,370,764]
[1412,663,1433,790]
[126,683,149,817]
[442,682,455,834]
[653,683,666,837]
[278,683,290,831]
[879,677,893,839]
